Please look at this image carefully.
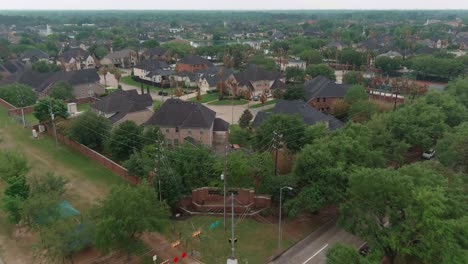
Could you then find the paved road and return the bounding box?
[270,220,364,264]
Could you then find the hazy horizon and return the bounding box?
[2,0,468,11]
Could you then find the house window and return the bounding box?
[316,98,320,102]
[165,128,170,133]
[176,127,179,133]
[174,139,179,145]
[323,98,326,102]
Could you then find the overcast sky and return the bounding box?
[2,0,468,10]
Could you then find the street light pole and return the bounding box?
[278,186,293,250]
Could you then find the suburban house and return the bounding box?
[454,36,468,50]
[326,41,348,51]
[227,65,285,97]
[176,55,214,73]
[278,58,307,71]
[145,99,229,147]
[175,71,198,88]
[100,49,138,68]
[20,49,50,64]
[377,50,403,59]
[430,36,450,49]
[57,48,96,71]
[133,60,174,84]
[197,66,233,92]
[141,47,169,61]
[252,100,344,130]
[271,30,286,41]
[304,75,351,112]
[0,59,25,79]
[0,68,104,100]
[91,89,153,126]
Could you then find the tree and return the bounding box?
[409,55,464,80]
[342,71,362,85]
[69,110,112,152]
[91,183,170,255]
[0,83,36,107]
[436,122,468,173]
[305,64,336,80]
[339,164,468,264]
[283,85,305,101]
[299,50,323,65]
[29,173,68,197]
[248,55,277,71]
[33,97,68,122]
[326,243,369,264]
[423,91,467,127]
[239,109,253,129]
[375,56,402,74]
[114,72,122,87]
[144,39,160,48]
[340,49,365,67]
[253,114,306,153]
[226,151,255,188]
[143,126,165,145]
[330,99,349,120]
[349,100,378,123]
[446,78,468,108]
[0,151,29,182]
[107,121,144,161]
[37,217,92,263]
[123,151,150,179]
[344,85,368,105]
[229,124,252,146]
[285,67,305,83]
[32,61,59,73]
[49,81,75,100]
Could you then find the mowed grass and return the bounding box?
[208,99,249,106]
[250,99,277,109]
[162,215,319,264]
[77,103,91,112]
[189,91,220,103]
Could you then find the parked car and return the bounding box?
[252,95,260,101]
[158,91,169,96]
[422,149,436,160]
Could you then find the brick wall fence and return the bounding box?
[45,127,140,185]
[0,98,35,115]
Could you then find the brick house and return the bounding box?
[145,99,229,147]
[176,55,213,73]
[227,65,285,97]
[57,48,96,71]
[304,75,351,112]
[100,49,138,69]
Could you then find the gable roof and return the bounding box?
[252,100,343,130]
[104,49,135,61]
[304,76,351,100]
[145,98,216,129]
[21,49,49,60]
[142,47,168,58]
[233,65,282,86]
[61,48,90,61]
[92,89,152,116]
[178,55,213,67]
[270,79,287,90]
[0,59,25,75]
[134,60,169,73]
[213,118,229,131]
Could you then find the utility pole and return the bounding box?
[273,132,282,176]
[48,98,58,147]
[155,141,162,202]
[227,192,238,264]
[223,144,228,230]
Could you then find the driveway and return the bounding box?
[270,220,364,264]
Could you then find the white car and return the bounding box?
[422,149,436,160]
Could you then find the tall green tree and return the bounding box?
[91,183,170,255]
[33,97,68,122]
[344,85,368,105]
[239,109,253,129]
[375,56,402,74]
[69,111,112,152]
[446,78,468,108]
[0,151,29,182]
[423,91,467,127]
[342,71,362,85]
[436,122,468,173]
[305,64,336,80]
[107,121,144,161]
[0,83,36,107]
[49,81,75,100]
[339,164,468,264]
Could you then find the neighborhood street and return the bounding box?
[270,220,364,264]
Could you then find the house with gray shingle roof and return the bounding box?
[304,75,351,112]
[227,65,285,97]
[21,49,50,64]
[58,48,96,71]
[252,100,343,131]
[145,99,228,147]
[91,89,153,126]
[100,49,138,69]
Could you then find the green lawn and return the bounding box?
[77,103,90,112]
[121,76,163,92]
[208,99,249,106]
[162,216,320,264]
[24,113,39,125]
[189,92,220,103]
[250,99,277,109]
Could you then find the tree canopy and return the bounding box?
[106,121,144,161]
[33,97,69,122]
[305,64,336,80]
[68,110,112,152]
[0,83,36,107]
[49,81,75,100]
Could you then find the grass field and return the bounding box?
[77,103,91,112]
[208,99,249,106]
[162,215,322,264]
[189,92,220,103]
[250,99,277,109]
